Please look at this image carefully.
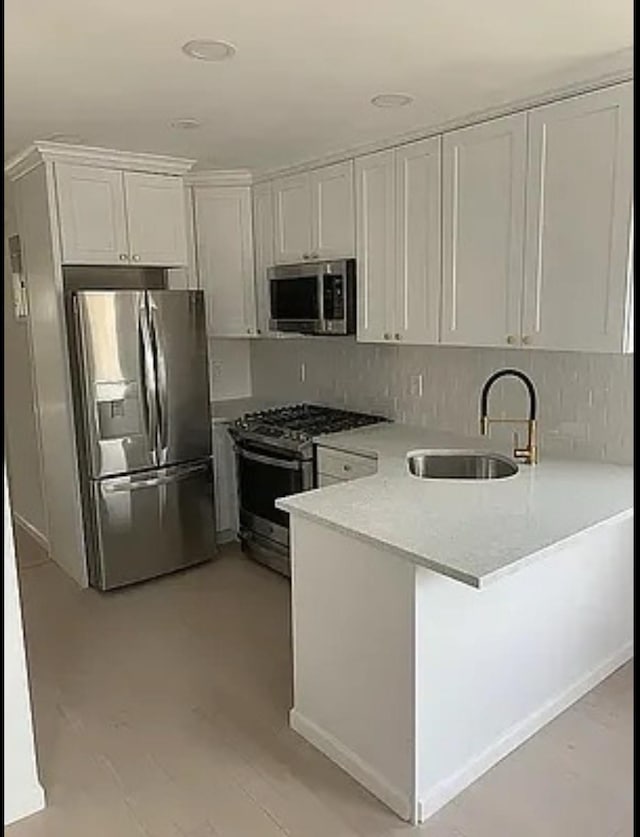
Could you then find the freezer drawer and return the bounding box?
[91,460,216,590]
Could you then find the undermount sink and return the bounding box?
[407,449,519,480]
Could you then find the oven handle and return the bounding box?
[238,448,301,471]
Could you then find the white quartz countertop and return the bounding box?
[276,422,634,589]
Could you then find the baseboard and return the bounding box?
[4,781,45,827]
[13,514,49,552]
[289,708,412,821]
[417,641,634,822]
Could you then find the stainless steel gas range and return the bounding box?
[228,404,388,577]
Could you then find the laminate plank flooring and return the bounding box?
[6,536,633,837]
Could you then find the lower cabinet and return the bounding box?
[315,446,377,486]
[212,419,238,543]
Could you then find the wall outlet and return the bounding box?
[299,362,306,383]
[212,360,223,379]
[409,374,423,397]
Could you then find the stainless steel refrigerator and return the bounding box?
[68,289,216,590]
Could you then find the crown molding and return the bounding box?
[252,69,634,182]
[185,169,253,187]
[4,141,196,181]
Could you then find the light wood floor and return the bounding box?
[7,530,633,837]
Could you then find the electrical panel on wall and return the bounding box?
[8,234,28,320]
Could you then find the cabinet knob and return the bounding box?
[394,333,401,341]
[256,328,262,335]
[119,253,129,261]
[506,335,517,345]
[131,254,141,262]
[521,334,532,345]
[343,464,352,472]
[383,333,391,340]
[246,328,253,334]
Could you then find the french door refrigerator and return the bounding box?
[69,289,216,590]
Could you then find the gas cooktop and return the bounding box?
[229,403,389,452]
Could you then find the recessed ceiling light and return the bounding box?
[43,132,85,143]
[181,39,236,61]
[370,93,414,108]
[170,118,202,130]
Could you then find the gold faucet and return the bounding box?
[479,369,539,465]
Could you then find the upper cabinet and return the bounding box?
[441,114,527,348]
[355,150,395,343]
[395,138,442,344]
[55,163,189,266]
[192,185,258,338]
[123,172,189,266]
[521,84,634,353]
[252,180,276,335]
[55,164,128,264]
[355,138,442,345]
[273,160,355,264]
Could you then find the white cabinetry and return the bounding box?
[55,163,189,266]
[521,84,634,353]
[193,185,257,338]
[356,138,442,345]
[252,181,275,334]
[273,160,355,264]
[441,114,527,348]
[212,419,238,542]
[316,446,377,486]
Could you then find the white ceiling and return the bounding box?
[4,0,633,174]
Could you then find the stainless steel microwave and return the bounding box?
[268,259,356,335]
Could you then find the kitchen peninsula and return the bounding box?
[276,422,633,823]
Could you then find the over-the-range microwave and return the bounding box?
[268,259,356,335]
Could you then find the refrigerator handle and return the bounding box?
[149,303,169,460]
[138,299,159,464]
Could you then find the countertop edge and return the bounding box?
[277,498,634,590]
[277,498,482,588]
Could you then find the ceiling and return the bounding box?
[4,0,634,175]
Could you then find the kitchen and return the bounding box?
[3,1,633,835]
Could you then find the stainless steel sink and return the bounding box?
[407,449,518,480]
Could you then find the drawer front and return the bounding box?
[316,446,377,480]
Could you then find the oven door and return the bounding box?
[236,444,312,549]
[268,264,323,333]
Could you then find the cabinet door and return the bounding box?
[310,160,355,259]
[124,172,188,266]
[522,84,634,353]
[273,173,313,263]
[395,137,442,344]
[252,181,275,335]
[441,114,527,347]
[193,186,257,337]
[355,150,396,343]
[55,163,128,264]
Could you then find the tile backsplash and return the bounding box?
[250,338,633,465]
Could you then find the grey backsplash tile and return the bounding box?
[250,338,633,465]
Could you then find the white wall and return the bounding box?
[3,186,48,543]
[208,338,252,401]
[3,466,45,826]
[251,338,633,464]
